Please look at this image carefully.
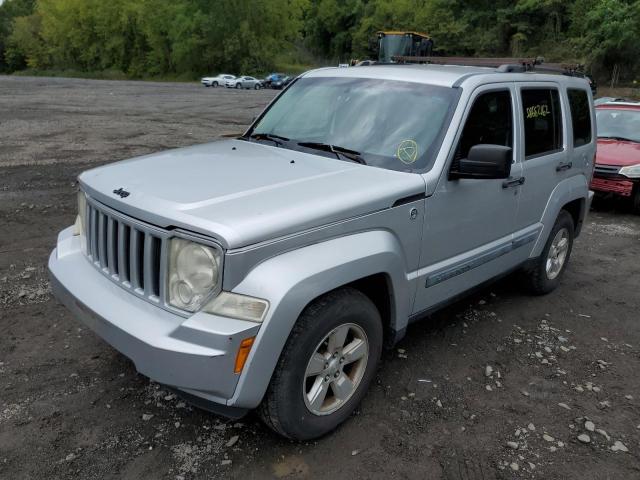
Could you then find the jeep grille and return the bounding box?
[84,198,167,306]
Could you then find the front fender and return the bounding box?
[531,174,589,257]
[226,230,410,408]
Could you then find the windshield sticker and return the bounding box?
[526,104,550,119]
[397,139,418,164]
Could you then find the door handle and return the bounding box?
[502,177,525,188]
[556,162,572,172]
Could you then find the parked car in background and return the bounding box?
[590,101,640,212]
[201,74,235,87]
[594,96,626,106]
[263,72,285,88]
[271,75,292,90]
[226,76,263,89]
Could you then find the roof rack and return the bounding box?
[392,55,586,77]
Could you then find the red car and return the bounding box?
[591,101,640,212]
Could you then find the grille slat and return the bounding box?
[83,199,164,305]
[130,228,143,291]
[89,207,98,260]
[98,212,108,269]
[107,217,118,275]
[143,234,161,297]
[594,164,622,179]
[117,223,129,283]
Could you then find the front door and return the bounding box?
[413,84,523,314]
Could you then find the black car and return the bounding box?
[271,76,293,90]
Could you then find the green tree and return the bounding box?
[572,0,640,83]
[0,0,35,71]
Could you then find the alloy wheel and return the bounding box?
[303,323,369,416]
[546,227,570,280]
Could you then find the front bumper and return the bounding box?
[590,176,635,197]
[48,227,259,415]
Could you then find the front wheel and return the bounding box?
[212,81,218,87]
[254,83,261,90]
[235,83,242,89]
[259,287,382,440]
[522,210,574,295]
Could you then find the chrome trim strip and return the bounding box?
[425,229,540,288]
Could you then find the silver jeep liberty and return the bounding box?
[49,65,596,440]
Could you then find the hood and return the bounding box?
[79,140,425,249]
[596,138,640,167]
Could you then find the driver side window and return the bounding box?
[454,90,513,167]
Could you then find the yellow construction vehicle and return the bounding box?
[376,31,434,63]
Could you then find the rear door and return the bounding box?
[514,83,567,232]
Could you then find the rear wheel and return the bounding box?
[212,81,218,88]
[235,83,242,89]
[632,184,640,214]
[259,287,382,440]
[522,210,574,295]
[254,83,261,90]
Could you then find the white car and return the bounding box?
[225,76,263,89]
[201,74,235,87]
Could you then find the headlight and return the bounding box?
[619,164,640,178]
[203,292,269,323]
[168,238,222,312]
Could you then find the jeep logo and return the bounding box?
[113,187,130,198]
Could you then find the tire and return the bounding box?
[259,287,383,440]
[522,210,574,295]
[212,81,218,88]
[235,83,242,89]
[632,184,640,214]
[254,83,261,90]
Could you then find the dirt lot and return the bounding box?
[1,75,639,480]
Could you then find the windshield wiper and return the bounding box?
[296,141,367,165]
[598,135,639,143]
[245,132,290,146]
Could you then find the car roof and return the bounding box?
[303,64,591,89]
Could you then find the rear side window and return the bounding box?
[456,90,513,161]
[567,89,592,147]
[521,89,563,158]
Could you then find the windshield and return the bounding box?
[248,77,460,173]
[596,108,640,143]
[379,35,412,63]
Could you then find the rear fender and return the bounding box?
[531,175,589,257]
[226,230,410,408]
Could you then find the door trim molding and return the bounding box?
[416,226,541,288]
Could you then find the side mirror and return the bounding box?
[450,144,512,180]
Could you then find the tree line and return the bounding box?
[0,0,638,83]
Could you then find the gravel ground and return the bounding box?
[1,75,639,480]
